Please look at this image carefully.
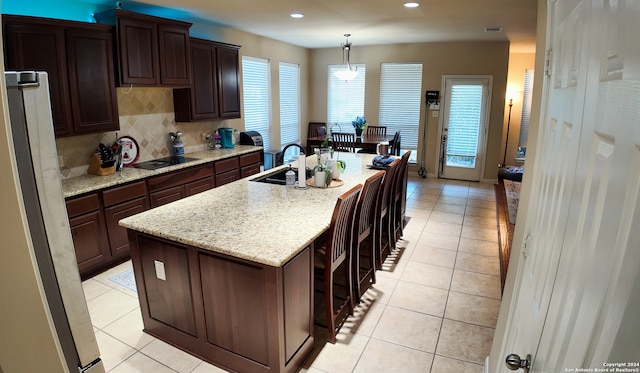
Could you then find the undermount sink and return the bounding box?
[251,167,312,185]
[134,156,199,170]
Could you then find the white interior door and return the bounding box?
[495,0,640,371]
[438,76,491,181]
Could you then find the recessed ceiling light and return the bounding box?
[290,12,304,19]
[404,2,420,8]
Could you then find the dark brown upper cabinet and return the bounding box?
[3,15,119,137]
[94,10,191,87]
[173,38,241,122]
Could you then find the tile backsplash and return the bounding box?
[57,86,231,179]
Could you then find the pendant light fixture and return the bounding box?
[333,34,359,81]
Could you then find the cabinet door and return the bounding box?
[173,40,218,121]
[104,196,149,259]
[66,27,119,134]
[158,23,190,86]
[199,252,270,364]
[69,210,111,276]
[149,185,186,208]
[216,45,241,118]
[3,20,73,136]
[117,16,159,85]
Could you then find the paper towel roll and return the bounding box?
[298,154,306,188]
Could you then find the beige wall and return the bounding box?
[310,41,510,180]
[501,52,536,167]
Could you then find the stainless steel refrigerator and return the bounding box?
[6,71,104,372]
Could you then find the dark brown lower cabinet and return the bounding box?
[66,152,259,277]
[66,193,110,275]
[104,196,149,259]
[128,232,314,373]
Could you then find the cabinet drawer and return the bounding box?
[214,157,239,174]
[147,164,213,192]
[239,151,260,167]
[185,177,215,196]
[149,185,186,207]
[241,164,260,178]
[215,169,240,187]
[102,181,148,207]
[66,193,101,217]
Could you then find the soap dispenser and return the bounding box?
[285,165,296,187]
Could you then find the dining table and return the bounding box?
[306,133,398,155]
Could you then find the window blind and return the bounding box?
[242,56,271,149]
[379,63,423,150]
[279,62,300,146]
[327,64,366,129]
[446,84,483,167]
[518,69,534,147]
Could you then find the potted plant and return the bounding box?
[313,163,332,187]
[312,149,333,187]
[352,116,367,137]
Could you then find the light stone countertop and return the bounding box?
[61,145,262,199]
[119,152,383,267]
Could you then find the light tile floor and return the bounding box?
[83,175,501,372]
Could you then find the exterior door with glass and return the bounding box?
[438,76,492,181]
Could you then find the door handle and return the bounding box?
[505,353,531,373]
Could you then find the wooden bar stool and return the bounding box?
[392,150,411,245]
[352,171,385,302]
[375,159,400,268]
[314,184,362,343]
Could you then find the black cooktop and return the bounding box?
[134,156,199,170]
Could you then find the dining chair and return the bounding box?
[393,150,412,245]
[308,122,327,138]
[366,126,387,136]
[314,184,362,343]
[352,171,385,303]
[331,132,356,153]
[389,131,401,156]
[316,126,327,136]
[374,159,400,268]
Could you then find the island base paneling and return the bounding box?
[128,231,315,373]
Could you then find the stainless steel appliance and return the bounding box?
[239,130,265,166]
[239,130,263,147]
[6,71,104,372]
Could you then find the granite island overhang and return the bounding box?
[119,152,380,373]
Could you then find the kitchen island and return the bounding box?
[119,152,380,373]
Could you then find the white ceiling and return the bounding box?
[99,0,538,52]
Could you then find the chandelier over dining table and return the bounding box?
[333,34,359,81]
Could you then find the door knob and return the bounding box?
[505,353,531,372]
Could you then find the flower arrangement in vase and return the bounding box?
[352,116,367,137]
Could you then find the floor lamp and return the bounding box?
[501,98,513,168]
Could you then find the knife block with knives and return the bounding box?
[87,143,116,176]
